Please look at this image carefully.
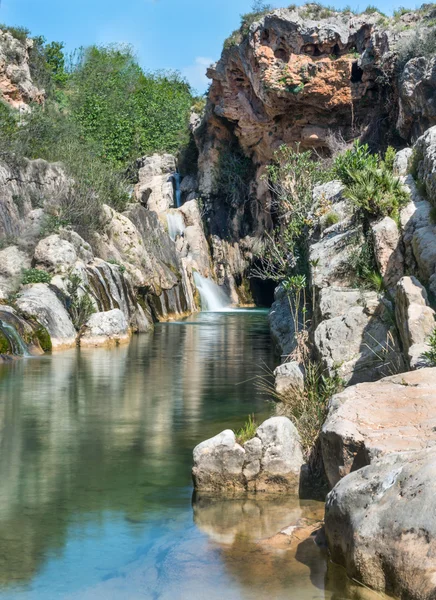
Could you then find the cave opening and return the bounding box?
[351,61,363,83]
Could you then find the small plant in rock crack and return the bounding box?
[235,414,258,445]
[22,268,52,285]
[66,273,96,330]
[423,329,436,366]
[283,274,308,336]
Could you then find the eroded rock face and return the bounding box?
[321,367,436,488]
[325,447,436,600]
[397,56,436,141]
[314,289,404,385]
[0,31,44,109]
[16,283,77,349]
[0,245,31,300]
[34,234,78,274]
[371,216,404,290]
[79,309,131,348]
[192,416,304,494]
[135,154,177,214]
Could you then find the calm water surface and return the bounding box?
[0,310,381,600]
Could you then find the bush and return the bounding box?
[344,166,409,219]
[331,141,378,186]
[0,24,30,42]
[423,329,436,365]
[22,268,51,285]
[397,25,436,69]
[66,274,96,330]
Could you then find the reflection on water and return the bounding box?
[0,310,382,599]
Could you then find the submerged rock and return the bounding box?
[325,447,436,600]
[79,309,131,348]
[321,367,436,488]
[192,416,304,494]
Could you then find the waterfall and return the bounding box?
[0,320,30,356]
[173,173,182,208]
[193,272,231,312]
[167,211,185,242]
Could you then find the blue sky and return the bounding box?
[0,0,420,93]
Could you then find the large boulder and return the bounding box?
[16,283,76,349]
[314,289,404,385]
[325,447,436,600]
[33,234,77,274]
[192,416,304,494]
[0,245,31,300]
[268,285,296,357]
[321,367,436,488]
[79,309,131,348]
[395,276,435,368]
[398,57,436,141]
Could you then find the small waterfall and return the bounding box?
[173,173,182,208]
[167,211,185,242]
[0,320,30,356]
[193,272,231,312]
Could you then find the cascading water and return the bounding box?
[0,320,30,356]
[167,211,186,242]
[173,173,182,208]
[193,272,231,312]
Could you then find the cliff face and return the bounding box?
[0,30,44,109]
[195,5,436,209]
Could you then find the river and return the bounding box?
[0,310,381,599]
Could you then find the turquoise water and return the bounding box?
[0,310,381,600]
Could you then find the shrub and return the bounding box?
[66,274,96,330]
[324,211,340,227]
[262,361,342,461]
[423,329,436,365]
[397,25,436,68]
[0,24,30,42]
[344,166,409,219]
[224,1,273,49]
[235,414,258,444]
[349,239,384,291]
[331,141,378,186]
[22,268,51,285]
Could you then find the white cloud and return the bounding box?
[182,56,214,93]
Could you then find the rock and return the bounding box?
[395,276,435,366]
[314,291,404,385]
[268,284,296,357]
[325,447,436,600]
[316,287,370,322]
[135,154,176,213]
[413,125,436,205]
[192,416,304,494]
[312,181,345,205]
[192,430,246,493]
[321,367,436,488]
[274,361,304,394]
[393,147,412,175]
[33,234,77,274]
[0,305,46,355]
[0,245,31,300]
[371,216,404,289]
[16,283,76,349]
[79,309,131,348]
[0,31,44,109]
[59,229,94,264]
[397,56,436,140]
[309,226,364,289]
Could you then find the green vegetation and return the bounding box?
[22,268,52,285]
[34,325,52,352]
[235,414,258,444]
[66,274,96,330]
[215,145,255,208]
[0,34,194,239]
[263,362,342,460]
[0,331,11,354]
[331,141,378,186]
[349,239,384,291]
[324,211,340,227]
[107,259,126,273]
[423,329,436,365]
[0,24,30,42]
[397,24,436,68]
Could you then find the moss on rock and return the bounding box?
[35,326,52,352]
[0,331,11,354]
